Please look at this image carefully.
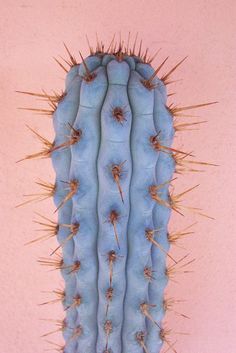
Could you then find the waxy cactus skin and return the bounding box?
[52,54,171,353]
[18,35,217,353]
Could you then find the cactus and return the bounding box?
[17,33,217,353]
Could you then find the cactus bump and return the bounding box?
[17,33,217,353]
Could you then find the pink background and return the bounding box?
[1,1,236,352]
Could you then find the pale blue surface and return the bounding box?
[51,54,175,353]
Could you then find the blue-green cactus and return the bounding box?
[18,35,217,353]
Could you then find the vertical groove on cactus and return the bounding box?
[68,56,106,352]
[122,63,157,353]
[17,34,217,353]
[148,71,175,353]
[96,59,132,353]
[51,63,82,353]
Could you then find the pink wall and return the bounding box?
[1,1,236,352]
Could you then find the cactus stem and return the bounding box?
[136,331,149,353]
[54,179,79,213]
[104,320,113,350]
[18,38,216,351]
[140,302,161,329]
[145,228,177,263]
[161,57,188,84]
[111,161,126,203]
[39,288,65,306]
[143,266,156,281]
[50,222,80,255]
[141,57,169,90]
[108,210,121,249]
